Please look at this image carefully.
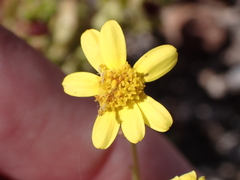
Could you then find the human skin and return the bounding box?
[0,25,193,180]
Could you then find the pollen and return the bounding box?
[95,63,145,115]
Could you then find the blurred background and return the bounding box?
[1,0,240,179]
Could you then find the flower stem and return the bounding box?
[131,143,141,180]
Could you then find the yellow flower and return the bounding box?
[62,20,177,149]
[171,171,206,180]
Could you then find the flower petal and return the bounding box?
[81,29,105,72]
[179,171,196,180]
[171,171,197,180]
[119,102,145,144]
[62,72,99,97]
[92,111,120,149]
[134,45,177,82]
[100,20,126,69]
[171,177,180,180]
[137,95,173,132]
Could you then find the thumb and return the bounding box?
[0,25,104,179]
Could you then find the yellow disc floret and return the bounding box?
[95,63,145,115]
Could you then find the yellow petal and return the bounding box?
[171,171,197,180]
[137,95,173,132]
[81,29,105,72]
[62,72,99,97]
[198,176,206,180]
[134,45,177,82]
[179,171,197,180]
[100,20,126,69]
[119,102,145,144]
[171,177,180,180]
[92,111,120,149]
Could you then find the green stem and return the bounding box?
[131,143,141,180]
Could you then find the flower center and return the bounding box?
[95,63,145,115]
